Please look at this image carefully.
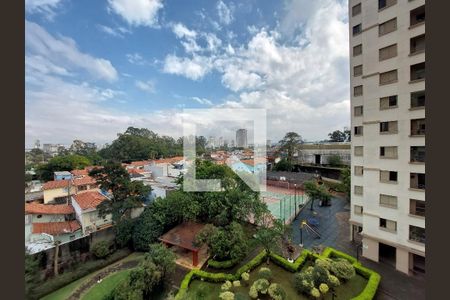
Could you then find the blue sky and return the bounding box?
[25,0,350,148]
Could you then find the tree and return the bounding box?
[254,218,285,263]
[327,130,346,142]
[36,154,91,181]
[146,243,176,278]
[196,136,208,156]
[327,155,343,167]
[25,249,40,298]
[195,222,249,261]
[304,180,331,210]
[344,128,351,142]
[179,160,268,226]
[339,167,351,200]
[91,241,111,259]
[278,132,303,170]
[273,158,292,171]
[89,162,151,247]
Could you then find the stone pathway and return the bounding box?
[67,260,140,300]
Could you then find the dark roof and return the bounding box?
[159,222,205,252]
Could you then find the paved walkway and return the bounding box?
[290,196,425,300]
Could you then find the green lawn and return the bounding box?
[82,269,132,300]
[40,252,144,300]
[186,262,367,300]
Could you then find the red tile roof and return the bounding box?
[25,203,74,215]
[73,191,108,210]
[43,180,70,190]
[71,169,88,176]
[32,220,81,235]
[128,168,146,174]
[130,160,151,166]
[73,176,97,186]
[151,156,184,164]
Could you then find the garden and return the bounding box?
[177,247,380,300]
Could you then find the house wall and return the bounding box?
[43,186,76,204]
[80,210,112,235]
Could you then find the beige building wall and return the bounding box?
[43,186,76,204]
[349,0,425,275]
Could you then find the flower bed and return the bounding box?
[175,247,380,300]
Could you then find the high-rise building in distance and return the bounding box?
[236,129,248,148]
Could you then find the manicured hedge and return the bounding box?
[175,247,381,300]
[207,257,240,269]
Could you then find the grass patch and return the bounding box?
[81,269,132,300]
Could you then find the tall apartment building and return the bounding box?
[349,0,425,275]
[236,129,248,148]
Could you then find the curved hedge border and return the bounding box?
[207,257,240,269]
[175,247,381,300]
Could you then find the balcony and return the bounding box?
[410,173,425,190]
[410,199,425,217]
[410,34,425,55]
[411,119,425,136]
[410,62,425,82]
[410,146,425,163]
[410,90,425,109]
[409,225,425,244]
[410,5,425,28]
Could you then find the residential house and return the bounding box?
[71,191,113,235]
[54,171,73,181]
[25,202,82,251]
[43,180,75,204]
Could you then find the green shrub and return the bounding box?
[319,283,329,294]
[219,291,235,300]
[293,271,314,294]
[330,258,356,281]
[315,258,332,271]
[208,258,240,269]
[249,285,258,299]
[310,287,321,298]
[221,280,232,291]
[91,241,111,259]
[252,278,270,295]
[233,280,241,287]
[268,283,287,300]
[241,272,250,282]
[235,250,267,279]
[351,265,381,300]
[257,267,272,280]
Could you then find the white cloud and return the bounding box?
[216,1,234,25]
[126,53,147,65]
[191,97,213,106]
[26,20,118,82]
[172,23,197,39]
[135,80,156,93]
[97,24,131,38]
[25,0,64,19]
[163,54,212,80]
[107,0,163,27]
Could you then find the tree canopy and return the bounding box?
[327,129,351,142]
[98,127,183,161]
[278,132,303,169]
[35,154,92,181]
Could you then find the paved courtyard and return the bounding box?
[290,196,425,300]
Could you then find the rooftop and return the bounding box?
[25,202,74,215]
[43,179,70,190]
[73,176,97,186]
[159,222,205,251]
[72,191,108,210]
[32,220,81,235]
[54,171,72,176]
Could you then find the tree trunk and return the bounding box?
[310,199,315,210]
[53,242,60,276]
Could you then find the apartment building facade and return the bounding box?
[349,0,425,275]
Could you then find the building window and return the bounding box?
[379,0,396,10]
[411,90,425,108]
[353,44,362,56]
[380,170,398,183]
[379,18,397,36]
[353,65,363,77]
[380,146,398,158]
[411,62,425,81]
[353,24,362,36]
[380,95,397,109]
[354,166,364,176]
[380,218,397,232]
[37,214,42,219]
[410,34,425,55]
[354,105,363,116]
[380,121,398,134]
[354,146,363,156]
[410,146,425,163]
[410,5,425,27]
[409,225,425,243]
[354,205,363,215]
[354,85,363,96]
[352,3,362,16]
[354,185,363,195]
[410,199,425,217]
[410,173,425,190]
[379,194,398,208]
[354,126,363,136]
[411,118,425,136]
[379,44,397,61]
[379,69,398,85]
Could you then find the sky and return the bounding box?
[25,0,350,148]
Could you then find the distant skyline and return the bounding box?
[25,0,350,148]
